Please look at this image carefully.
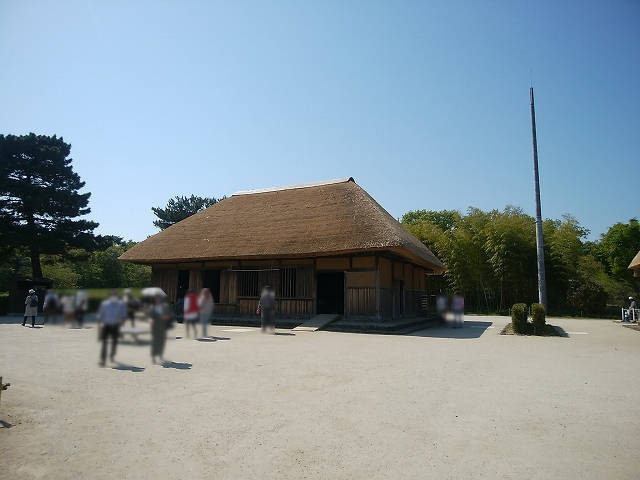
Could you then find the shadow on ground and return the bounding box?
[554,326,569,337]
[410,321,494,339]
[111,363,145,372]
[161,361,192,370]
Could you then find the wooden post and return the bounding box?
[312,258,317,315]
[343,270,347,318]
[375,256,381,321]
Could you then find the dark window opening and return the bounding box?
[177,270,190,301]
[202,270,221,303]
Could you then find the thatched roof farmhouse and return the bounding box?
[120,178,444,321]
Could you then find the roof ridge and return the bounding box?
[232,177,354,196]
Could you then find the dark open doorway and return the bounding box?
[202,270,221,303]
[177,270,190,301]
[317,271,344,314]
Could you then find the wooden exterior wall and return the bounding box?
[345,270,376,316]
[151,268,178,301]
[149,253,431,321]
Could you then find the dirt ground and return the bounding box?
[1,315,639,480]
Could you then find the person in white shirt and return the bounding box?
[74,289,89,328]
[97,290,127,366]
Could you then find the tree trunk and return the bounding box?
[30,249,43,278]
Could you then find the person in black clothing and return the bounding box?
[257,285,276,333]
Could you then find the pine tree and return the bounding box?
[152,195,224,230]
[0,133,102,278]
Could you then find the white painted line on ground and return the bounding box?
[221,328,255,333]
[470,326,494,329]
[567,332,589,335]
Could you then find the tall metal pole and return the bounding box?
[530,87,547,308]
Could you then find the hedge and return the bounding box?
[511,303,528,334]
[531,303,546,335]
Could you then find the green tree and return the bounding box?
[482,207,537,309]
[0,253,31,291]
[403,207,634,315]
[402,209,459,231]
[76,240,151,288]
[0,133,104,278]
[567,278,607,315]
[543,215,590,310]
[152,194,224,230]
[41,254,80,288]
[593,218,640,280]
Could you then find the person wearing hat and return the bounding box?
[23,289,38,327]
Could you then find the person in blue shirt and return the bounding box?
[97,290,127,366]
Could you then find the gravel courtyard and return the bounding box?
[1,315,639,480]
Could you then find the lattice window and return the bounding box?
[279,267,297,298]
[238,271,259,297]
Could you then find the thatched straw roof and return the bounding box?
[629,250,640,276]
[119,178,444,273]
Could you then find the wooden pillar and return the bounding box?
[344,268,348,318]
[312,258,317,315]
[375,256,381,321]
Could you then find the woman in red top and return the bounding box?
[183,289,200,338]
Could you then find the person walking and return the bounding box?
[183,289,199,338]
[43,289,60,324]
[97,289,127,367]
[198,288,214,338]
[74,289,89,328]
[451,294,464,328]
[22,289,38,327]
[60,294,75,326]
[257,285,276,333]
[436,294,447,325]
[150,293,171,364]
[123,288,139,327]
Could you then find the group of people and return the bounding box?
[40,289,88,327]
[180,285,275,335]
[22,288,89,328]
[97,289,172,367]
[436,294,465,328]
[25,283,279,367]
[181,288,215,338]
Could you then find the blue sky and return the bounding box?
[1,1,638,241]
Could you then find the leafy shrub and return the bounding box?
[531,303,546,335]
[567,278,607,315]
[511,303,528,334]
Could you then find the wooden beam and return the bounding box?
[375,255,381,321]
